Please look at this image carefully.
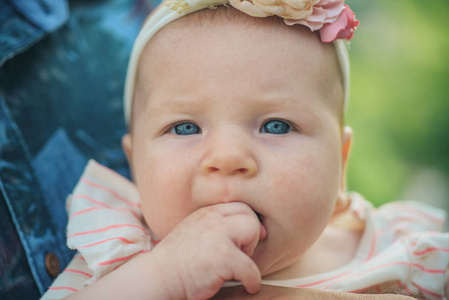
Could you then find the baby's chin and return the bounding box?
[254,238,307,280]
[253,248,288,279]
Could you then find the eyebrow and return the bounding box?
[252,95,322,119]
[143,93,323,123]
[144,96,204,118]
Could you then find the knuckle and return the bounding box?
[215,240,234,258]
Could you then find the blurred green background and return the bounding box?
[344,0,449,211]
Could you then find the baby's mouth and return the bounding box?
[254,210,267,241]
[255,211,263,223]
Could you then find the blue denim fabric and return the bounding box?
[0,100,42,299]
[7,0,69,33]
[0,0,155,298]
[32,128,88,231]
[0,90,70,297]
[0,0,68,67]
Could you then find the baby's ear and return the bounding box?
[122,133,133,166]
[333,126,353,217]
[333,191,351,217]
[341,126,353,179]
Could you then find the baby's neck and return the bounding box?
[263,219,364,280]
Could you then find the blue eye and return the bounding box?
[171,122,201,135]
[261,120,291,135]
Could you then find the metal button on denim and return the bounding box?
[45,252,60,277]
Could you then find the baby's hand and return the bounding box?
[149,202,264,299]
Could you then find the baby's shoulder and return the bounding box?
[347,192,446,233]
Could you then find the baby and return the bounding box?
[42,0,449,299]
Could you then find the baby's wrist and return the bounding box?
[139,246,192,299]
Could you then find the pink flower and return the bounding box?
[319,5,359,42]
[285,0,345,31]
[228,0,359,42]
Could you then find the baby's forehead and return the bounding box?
[143,7,339,74]
[136,10,342,112]
[130,6,345,127]
[147,10,340,74]
[124,2,355,126]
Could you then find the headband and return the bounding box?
[124,0,359,124]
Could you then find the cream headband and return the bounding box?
[124,0,359,124]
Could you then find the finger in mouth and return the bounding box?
[254,211,263,223]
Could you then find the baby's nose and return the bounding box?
[200,142,258,178]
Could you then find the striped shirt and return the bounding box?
[42,160,449,299]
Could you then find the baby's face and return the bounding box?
[123,11,351,277]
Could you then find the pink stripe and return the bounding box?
[380,233,448,257]
[366,217,444,262]
[81,178,140,208]
[365,230,379,261]
[64,269,92,278]
[295,270,353,288]
[49,286,79,292]
[71,194,140,220]
[413,246,449,256]
[386,216,429,230]
[412,282,443,298]
[81,236,137,248]
[394,203,444,226]
[323,261,444,289]
[371,261,444,274]
[371,217,417,249]
[70,207,101,218]
[95,251,145,266]
[73,194,109,207]
[68,224,145,238]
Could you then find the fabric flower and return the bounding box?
[166,0,359,42]
[229,0,320,19]
[285,0,345,31]
[319,5,359,42]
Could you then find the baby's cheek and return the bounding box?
[139,186,192,241]
[281,176,336,237]
[142,207,176,241]
[138,187,172,240]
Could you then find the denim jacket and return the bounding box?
[0,0,151,298]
